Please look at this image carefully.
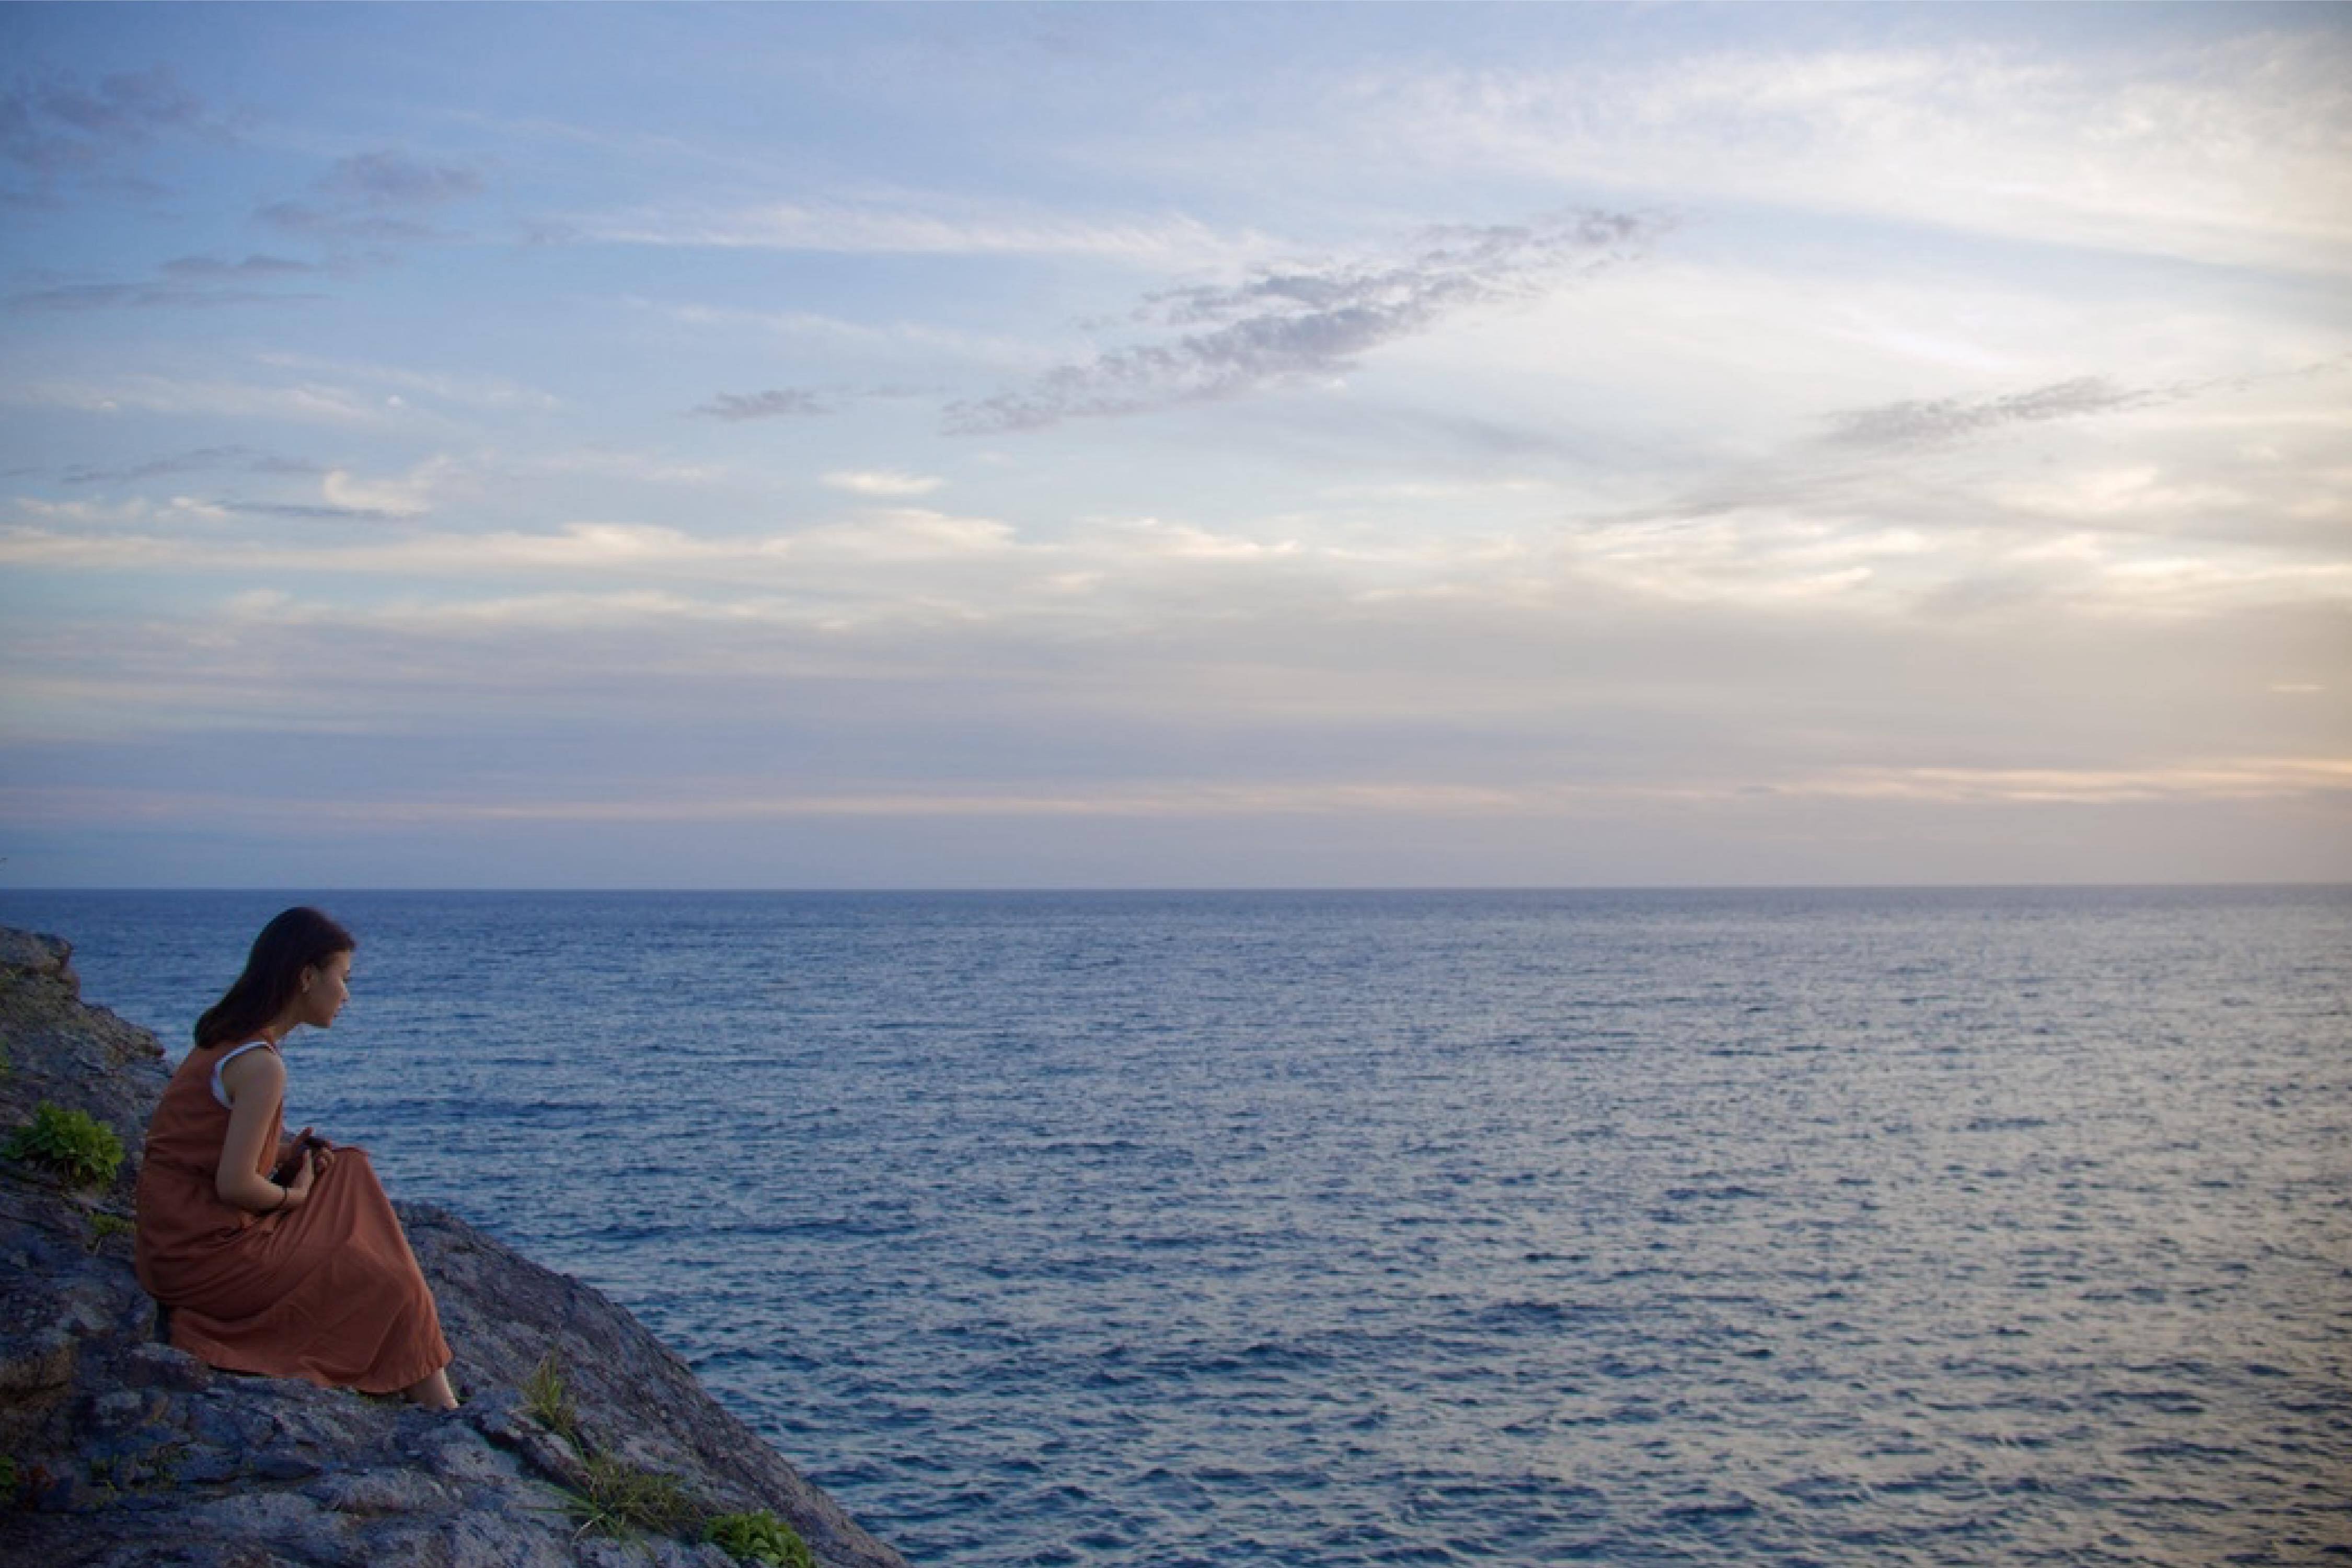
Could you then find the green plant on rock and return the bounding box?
[558,1454,702,1540]
[4,1102,124,1188]
[84,1451,124,1502]
[86,1210,133,1249]
[522,1350,584,1451]
[707,1508,816,1568]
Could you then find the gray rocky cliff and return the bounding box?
[0,927,910,1568]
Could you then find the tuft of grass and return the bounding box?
[707,1508,816,1568]
[520,1345,722,1548]
[4,1103,124,1189]
[522,1351,585,1451]
[85,1211,134,1250]
[560,1454,702,1540]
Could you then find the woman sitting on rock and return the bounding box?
[134,907,456,1409]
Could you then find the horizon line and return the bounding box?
[4,880,2348,897]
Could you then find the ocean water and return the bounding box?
[4,887,2348,1566]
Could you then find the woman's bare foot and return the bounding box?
[403,1366,459,1410]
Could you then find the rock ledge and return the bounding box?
[0,926,908,1568]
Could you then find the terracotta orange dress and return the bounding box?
[134,1040,451,1394]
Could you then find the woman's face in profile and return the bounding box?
[302,951,352,1030]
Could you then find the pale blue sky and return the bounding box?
[3,3,2347,887]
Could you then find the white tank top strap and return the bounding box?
[210,1040,278,1110]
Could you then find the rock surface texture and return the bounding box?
[0,927,910,1568]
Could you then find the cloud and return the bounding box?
[205,457,460,522]
[791,507,1018,561]
[8,257,327,312]
[572,197,1256,264]
[0,520,758,577]
[822,469,943,497]
[528,448,725,487]
[5,375,389,423]
[317,458,454,518]
[216,501,411,523]
[319,149,481,206]
[249,147,485,246]
[1359,35,2352,274]
[250,353,561,413]
[162,253,319,280]
[0,66,212,176]
[637,296,1055,372]
[1119,517,1303,562]
[1785,758,2352,806]
[691,388,832,421]
[12,755,2346,833]
[1819,358,2352,456]
[254,201,444,245]
[945,209,1666,432]
[6,495,229,529]
[60,446,321,485]
[1823,376,2156,449]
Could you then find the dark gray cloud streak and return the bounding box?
[946,210,1667,434]
[0,66,210,175]
[60,447,321,486]
[320,150,482,206]
[9,255,325,313]
[255,202,443,244]
[163,253,317,280]
[256,148,482,245]
[1592,363,2334,539]
[1822,377,2154,449]
[217,500,404,522]
[691,389,833,421]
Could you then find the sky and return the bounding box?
[1,3,2347,889]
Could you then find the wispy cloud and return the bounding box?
[822,469,942,497]
[163,253,318,280]
[319,148,481,206]
[250,352,560,414]
[791,507,1017,562]
[636,295,1053,365]
[1785,758,2352,805]
[10,756,2346,832]
[946,209,1666,432]
[216,500,412,523]
[1362,36,2352,273]
[0,65,216,177]
[1823,376,2154,449]
[59,446,321,485]
[8,282,316,313]
[168,458,458,523]
[5,375,389,424]
[574,195,1255,264]
[691,388,832,421]
[255,146,484,244]
[8,255,327,313]
[254,202,437,244]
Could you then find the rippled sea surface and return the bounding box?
[7,887,2349,1566]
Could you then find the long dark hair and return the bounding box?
[193,907,356,1050]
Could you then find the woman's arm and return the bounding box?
[215,1050,315,1213]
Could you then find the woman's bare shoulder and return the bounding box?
[216,1043,286,1097]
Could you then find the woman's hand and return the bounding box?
[281,1145,320,1210]
[273,1126,336,1183]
